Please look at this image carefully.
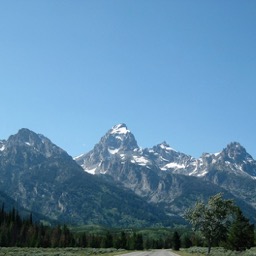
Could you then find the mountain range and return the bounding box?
[0,124,256,227]
[76,124,256,222]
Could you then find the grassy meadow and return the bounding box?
[176,247,256,256]
[0,247,127,256]
[0,247,256,256]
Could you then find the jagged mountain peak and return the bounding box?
[155,141,177,152]
[101,123,139,152]
[9,128,44,146]
[74,124,140,174]
[17,127,35,135]
[5,128,67,159]
[110,123,130,135]
[13,128,36,138]
[1,129,170,227]
[221,142,252,162]
[225,142,246,152]
[7,128,55,146]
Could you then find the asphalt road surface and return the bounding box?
[120,249,180,256]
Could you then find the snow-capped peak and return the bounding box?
[159,141,177,152]
[110,123,130,135]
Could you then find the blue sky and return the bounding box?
[0,1,256,158]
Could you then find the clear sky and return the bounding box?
[0,1,255,158]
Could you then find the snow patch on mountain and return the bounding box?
[73,153,84,160]
[159,143,177,152]
[188,159,207,176]
[160,156,169,162]
[197,169,208,177]
[161,162,185,171]
[108,148,119,154]
[75,124,256,181]
[111,124,130,135]
[131,155,150,166]
[84,167,97,175]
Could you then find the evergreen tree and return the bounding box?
[134,233,144,250]
[0,204,77,248]
[120,231,127,249]
[164,236,172,249]
[103,231,113,248]
[115,231,127,249]
[89,234,101,248]
[172,231,181,251]
[226,208,255,251]
[126,233,135,250]
[144,238,152,250]
[180,233,192,248]
[79,232,87,247]
[50,225,61,247]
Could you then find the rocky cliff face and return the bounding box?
[76,124,256,222]
[75,124,139,174]
[1,125,256,226]
[0,128,173,227]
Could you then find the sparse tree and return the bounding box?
[185,193,235,254]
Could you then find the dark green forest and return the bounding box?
[0,204,179,249]
[0,204,73,247]
[0,203,255,252]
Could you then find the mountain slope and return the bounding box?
[0,128,173,227]
[0,189,57,225]
[76,124,256,222]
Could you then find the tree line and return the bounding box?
[0,194,255,252]
[0,205,74,247]
[0,204,181,249]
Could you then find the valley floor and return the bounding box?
[0,247,124,256]
[120,249,180,256]
[0,247,256,256]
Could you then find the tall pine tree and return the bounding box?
[172,231,181,251]
[226,208,255,251]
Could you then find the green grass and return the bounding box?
[1,247,256,256]
[175,247,256,256]
[0,247,127,256]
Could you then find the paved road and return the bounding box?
[119,249,180,256]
